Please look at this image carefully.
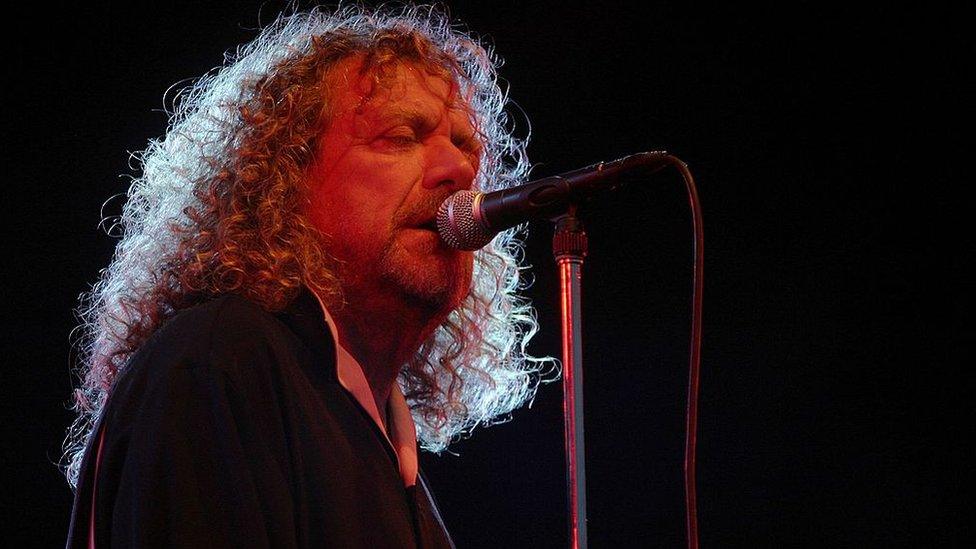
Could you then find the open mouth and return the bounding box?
[417,219,438,232]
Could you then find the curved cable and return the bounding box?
[665,155,704,549]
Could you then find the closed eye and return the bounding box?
[375,127,419,149]
[384,135,417,146]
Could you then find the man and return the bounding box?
[64,6,550,547]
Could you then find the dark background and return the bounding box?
[3,1,968,547]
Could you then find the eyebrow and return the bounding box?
[374,105,440,132]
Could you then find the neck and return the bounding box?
[330,287,444,418]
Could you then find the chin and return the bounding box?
[381,243,473,312]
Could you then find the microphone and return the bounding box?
[436,151,672,250]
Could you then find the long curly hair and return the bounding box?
[63,4,555,489]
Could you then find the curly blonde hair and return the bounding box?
[63,4,554,489]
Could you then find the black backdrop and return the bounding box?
[3,2,967,547]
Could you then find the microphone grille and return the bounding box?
[436,190,495,251]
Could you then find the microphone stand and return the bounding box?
[546,153,701,549]
[553,207,588,549]
[437,150,697,548]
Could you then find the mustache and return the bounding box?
[393,192,453,227]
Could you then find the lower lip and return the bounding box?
[403,227,441,240]
[405,228,456,249]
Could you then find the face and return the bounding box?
[305,56,480,314]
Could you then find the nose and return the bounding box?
[422,136,477,191]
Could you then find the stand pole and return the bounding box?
[553,210,588,549]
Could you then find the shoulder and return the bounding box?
[98,294,318,438]
[118,294,300,387]
[158,293,278,349]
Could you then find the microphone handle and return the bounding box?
[481,151,671,231]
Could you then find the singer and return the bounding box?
[64,6,550,548]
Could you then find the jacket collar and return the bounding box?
[277,286,419,488]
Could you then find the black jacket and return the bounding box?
[66,289,455,548]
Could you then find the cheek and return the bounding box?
[305,183,343,238]
[307,161,372,224]
[306,145,425,246]
[307,180,393,258]
[312,191,378,249]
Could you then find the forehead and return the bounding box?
[325,55,472,124]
